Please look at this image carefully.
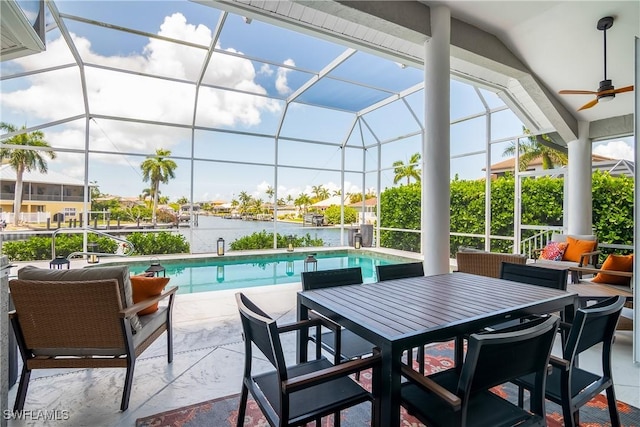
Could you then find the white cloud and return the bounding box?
[275,58,295,95]
[593,140,634,160]
[259,63,274,76]
[3,13,285,196]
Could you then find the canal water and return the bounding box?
[179,215,350,253]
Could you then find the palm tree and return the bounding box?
[295,193,312,215]
[503,128,568,172]
[392,152,421,185]
[237,191,252,215]
[140,148,177,226]
[0,123,57,226]
[265,185,275,203]
[311,184,329,202]
[286,194,294,205]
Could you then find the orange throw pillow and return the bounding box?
[131,276,170,315]
[562,237,597,263]
[592,254,633,286]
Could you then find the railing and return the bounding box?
[519,225,564,258]
[51,228,135,260]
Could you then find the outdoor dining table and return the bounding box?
[297,272,579,427]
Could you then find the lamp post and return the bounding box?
[217,238,225,256]
[145,258,166,277]
[354,233,362,249]
[304,254,317,272]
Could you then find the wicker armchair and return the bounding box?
[9,278,177,411]
[455,251,527,278]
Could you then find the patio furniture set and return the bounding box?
[6,244,632,427]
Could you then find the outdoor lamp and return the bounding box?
[87,242,100,264]
[217,238,225,256]
[287,235,294,252]
[145,258,166,277]
[354,233,362,249]
[286,260,294,276]
[216,265,225,283]
[304,254,317,272]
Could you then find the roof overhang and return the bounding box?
[0,0,46,61]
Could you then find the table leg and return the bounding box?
[296,294,308,364]
[378,344,402,427]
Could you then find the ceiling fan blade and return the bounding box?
[612,85,634,94]
[578,98,599,111]
[559,89,598,95]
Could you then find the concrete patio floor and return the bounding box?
[4,260,639,426]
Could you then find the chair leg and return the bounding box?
[561,402,576,427]
[13,366,31,411]
[605,386,621,427]
[335,411,341,427]
[236,384,248,427]
[121,359,136,411]
[417,346,425,374]
[517,386,524,408]
[167,327,173,364]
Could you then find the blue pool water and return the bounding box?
[122,250,415,294]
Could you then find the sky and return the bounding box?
[0,1,635,204]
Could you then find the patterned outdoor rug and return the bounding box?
[137,341,640,427]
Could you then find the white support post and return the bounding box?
[422,5,451,275]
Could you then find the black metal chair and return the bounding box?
[375,262,424,281]
[513,295,626,427]
[499,262,568,291]
[400,315,560,427]
[376,262,441,374]
[235,292,380,427]
[300,267,375,379]
[492,262,569,329]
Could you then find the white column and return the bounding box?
[422,6,450,275]
[633,36,639,363]
[566,121,592,235]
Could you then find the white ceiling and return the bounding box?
[422,0,638,125]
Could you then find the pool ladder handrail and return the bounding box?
[51,228,135,260]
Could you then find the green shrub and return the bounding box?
[230,230,323,250]
[125,232,189,255]
[323,205,357,225]
[1,231,188,261]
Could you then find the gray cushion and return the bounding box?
[551,233,596,243]
[17,265,143,332]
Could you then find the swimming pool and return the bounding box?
[117,250,417,294]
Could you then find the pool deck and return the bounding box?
[4,250,639,426]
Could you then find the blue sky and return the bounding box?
[1,1,634,203]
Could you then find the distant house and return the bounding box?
[486,154,632,178]
[0,164,88,223]
[349,197,377,224]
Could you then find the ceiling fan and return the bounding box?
[559,16,634,111]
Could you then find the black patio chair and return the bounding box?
[235,292,380,427]
[300,267,375,380]
[489,262,569,329]
[376,262,445,374]
[500,262,568,291]
[375,262,424,281]
[513,295,626,427]
[400,315,560,427]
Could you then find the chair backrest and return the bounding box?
[300,267,363,290]
[235,292,288,419]
[456,251,527,278]
[564,295,625,360]
[9,279,127,351]
[499,262,568,291]
[376,262,424,281]
[235,292,287,377]
[460,315,559,415]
